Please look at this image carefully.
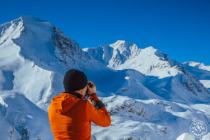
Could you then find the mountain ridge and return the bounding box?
[0,16,210,140]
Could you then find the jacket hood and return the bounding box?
[50,92,79,114]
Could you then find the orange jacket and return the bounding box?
[48,92,111,140]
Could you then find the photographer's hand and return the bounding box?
[87,81,104,108]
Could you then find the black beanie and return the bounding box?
[63,69,88,92]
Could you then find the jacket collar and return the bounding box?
[64,91,83,99]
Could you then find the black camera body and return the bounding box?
[85,82,94,97]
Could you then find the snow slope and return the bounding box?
[0,17,210,140]
[0,92,52,140]
[92,95,210,140]
[183,61,210,90]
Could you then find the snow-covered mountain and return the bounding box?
[0,17,210,140]
[83,40,177,78]
[84,40,210,103]
[183,61,210,90]
[0,17,150,139]
[0,16,116,108]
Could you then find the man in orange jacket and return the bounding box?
[48,69,111,140]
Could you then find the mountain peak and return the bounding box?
[110,40,138,49]
[15,16,49,25]
[0,16,53,43]
[19,16,43,21]
[109,40,140,54]
[143,46,157,52]
[0,16,50,29]
[110,40,128,49]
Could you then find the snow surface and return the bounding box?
[0,16,210,140]
[183,61,210,90]
[92,95,210,140]
[0,92,52,140]
[200,80,210,88]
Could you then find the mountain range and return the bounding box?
[0,16,210,140]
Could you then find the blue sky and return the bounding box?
[0,0,210,65]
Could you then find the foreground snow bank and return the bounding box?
[91,95,210,140]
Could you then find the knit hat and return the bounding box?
[63,69,88,92]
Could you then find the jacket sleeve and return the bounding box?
[86,94,111,127]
